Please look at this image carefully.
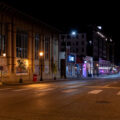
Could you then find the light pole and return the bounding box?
[0,53,6,83]
[39,51,44,81]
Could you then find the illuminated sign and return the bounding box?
[67,55,75,63]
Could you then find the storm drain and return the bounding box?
[96,100,110,104]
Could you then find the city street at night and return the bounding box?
[1,74,120,120]
[0,1,119,120]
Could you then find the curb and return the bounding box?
[0,82,2,86]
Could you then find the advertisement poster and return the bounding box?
[16,59,28,74]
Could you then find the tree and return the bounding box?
[53,63,57,80]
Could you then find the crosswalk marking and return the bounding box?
[62,89,78,93]
[88,90,103,94]
[13,88,32,92]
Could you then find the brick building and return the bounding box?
[0,3,60,83]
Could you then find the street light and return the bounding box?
[39,51,44,81]
[71,30,77,36]
[97,26,102,30]
[3,53,6,57]
[0,53,6,83]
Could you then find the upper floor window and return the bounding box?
[35,34,40,59]
[16,30,28,58]
[45,36,50,60]
[82,48,84,52]
[67,42,71,46]
[76,41,79,46]
[67,35,70,39]
[61,35,65,39]
[82,34,85,39]
[0,24,6,56]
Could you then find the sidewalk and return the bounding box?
[1,73,120,86]
[1,78,69,86]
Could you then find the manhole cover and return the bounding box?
[96,100,110,104]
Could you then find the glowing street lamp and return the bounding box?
[39,52,43,57]
[3,53,6,57]
[39,51,44,81]
[71,30,77,36]
[97,26,102,30]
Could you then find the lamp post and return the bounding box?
[39,51,44,81]
[0,53,6,83]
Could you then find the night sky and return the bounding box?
[1,0,120,64]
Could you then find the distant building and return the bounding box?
[87,25,114,75]
[59,33,87,57]
[59,25,115,78]
[0,3,60,83]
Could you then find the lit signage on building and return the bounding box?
[67,55,75,63]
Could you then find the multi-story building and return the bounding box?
[59,32,89,78]
[59,33,87,57]
[59,25,115,78]
[87,25,114,75]
[0,3,60,84]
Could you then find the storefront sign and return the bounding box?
[67,55,75,63]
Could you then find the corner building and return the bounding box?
[0,3,59,83]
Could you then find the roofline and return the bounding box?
[0,2,61,33]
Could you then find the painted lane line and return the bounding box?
[117,91,120,95]
[0,88,12,91]
[35,88,55,92]
[62,89,78,93]
[88,90,103,94]
[13,88,32,92]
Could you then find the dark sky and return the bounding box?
[1,0,120,64]
[1,0,119,40]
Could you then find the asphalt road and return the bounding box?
[1,75,120,120]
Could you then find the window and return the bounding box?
[67,42,71,46]
[67,35,70,39]
[61,41,66,46]
[76,35,79,39]
[82,48,84,52]
[35,34,40,59]
[81,41,84,45]
[16,30,28,58]
[76,48,78,53]
[61,35,65,39]
[82,34,84,39]
[76,41,79,46]
[73,49,75,53]
[0,24,6,56]
[45,36,50,60]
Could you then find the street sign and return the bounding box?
[0,66,3,71]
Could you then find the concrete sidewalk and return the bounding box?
[1,73,120,86]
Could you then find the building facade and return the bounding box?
[0,3,60,83]
[59,33,88,78]
[87,25,114,75]
[59,33,87,57]
[59,25,115,78]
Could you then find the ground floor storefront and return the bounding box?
[0,57,60,84]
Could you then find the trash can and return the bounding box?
[33,74,37,82]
